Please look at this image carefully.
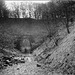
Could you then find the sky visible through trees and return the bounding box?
[5,1,50,18]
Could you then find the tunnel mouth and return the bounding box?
[20,47,31,54]
[24,48,29,54]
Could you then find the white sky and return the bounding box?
[5,0,50,10]
[5,0,50,3]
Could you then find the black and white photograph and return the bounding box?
[0,0,75,75]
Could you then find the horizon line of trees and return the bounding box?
[0,0,75,34]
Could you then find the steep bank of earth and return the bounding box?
[0,19,75,75]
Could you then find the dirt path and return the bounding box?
[0,54,46,75]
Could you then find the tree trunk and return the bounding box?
[66,21,70,34]
[66,17,70,34]
[65,6,70,34]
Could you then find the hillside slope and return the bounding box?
[38,25,75,75]
[0,19,75,75]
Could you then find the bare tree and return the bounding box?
[20,3,27,18]
[34,3,45,19]
[10,2,20,18]
[0,0,9,18]
[41,0,75,34]
[56,0,75,33]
